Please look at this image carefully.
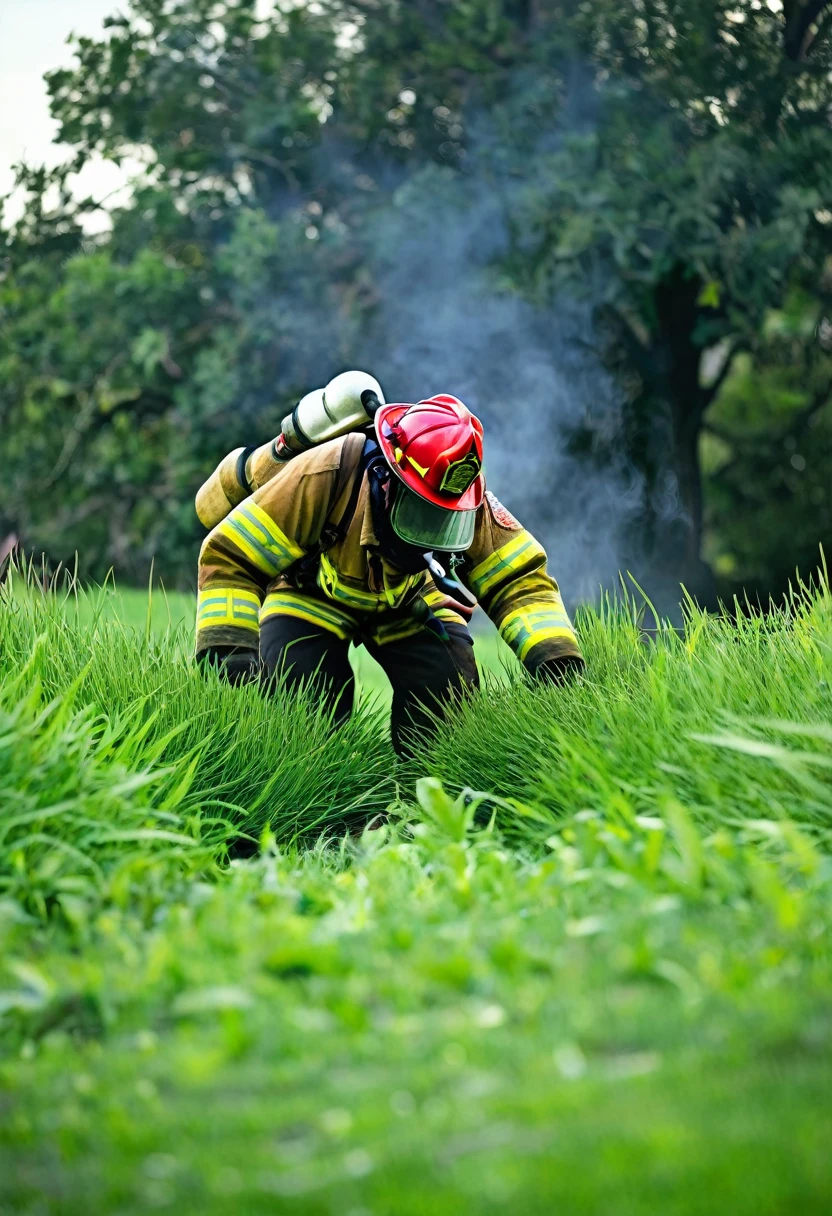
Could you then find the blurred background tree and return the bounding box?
[1,0,830,602]
[508,0,832,600]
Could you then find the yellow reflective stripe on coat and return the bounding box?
[367,615,426,647]
[318,551,420,613]
[317,553,380,609]
[216,501,304,576]
[197,587,261,632]
[467,530,545,600]
[260,590,357,640]
[423,589,450,609]
[499,602,577,662]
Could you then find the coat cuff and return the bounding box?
[525,649,585,683]
[498,602,582,668]
[195,624,260,656]
[195,586,261,655]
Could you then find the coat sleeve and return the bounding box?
[195,442,341,656]
[460,490,583,673]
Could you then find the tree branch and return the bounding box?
[784,0,832,61]
[700,340,750,413]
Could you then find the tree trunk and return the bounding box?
[653,269,717,605]
[597,269,719,609]
[670,402,717,603]
[783,0,832,60]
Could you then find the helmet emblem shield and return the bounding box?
[439,450,481,495]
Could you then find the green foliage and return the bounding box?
[1,569,394,847]
[415,577,832,836]
[501,2,832,594]
[3,807,831,1212]
[702,292,832,594]
[0,654,224,925]
[0,240,207,578]
[1,580,832,1209]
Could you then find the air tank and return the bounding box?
[194,370,384,529]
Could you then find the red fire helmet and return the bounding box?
[374,395,485,511]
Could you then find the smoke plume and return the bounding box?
[352,166,644,609]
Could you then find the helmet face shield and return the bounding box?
[389,481,476,552]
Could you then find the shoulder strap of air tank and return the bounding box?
[286,433,372,588]
[318,431,370,551]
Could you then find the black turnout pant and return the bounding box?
[260,617,479,758]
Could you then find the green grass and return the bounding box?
[1,567,832,1213]
[11,578,515,710]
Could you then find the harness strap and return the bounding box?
[289,431,370,586]
[235,445,257,495]
[320,431,371,547]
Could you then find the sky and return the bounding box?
[0,0,284,225]
[0,0,136,221]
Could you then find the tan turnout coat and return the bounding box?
[196,433,583,670]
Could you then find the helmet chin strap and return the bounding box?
[366,443,427,573]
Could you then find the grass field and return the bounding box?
[1,570,831,1213]
[28,580,517,712]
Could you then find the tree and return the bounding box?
[508,0,832,598]
[702,288,832,597]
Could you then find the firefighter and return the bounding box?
[195,394,583,756]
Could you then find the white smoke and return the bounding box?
[354,164,644,609]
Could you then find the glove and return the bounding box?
[530,654,585,686]
[198,646,259,686]
[431,591,476,624]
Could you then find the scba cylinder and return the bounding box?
[194,370,385,529]
[194,446,253,530]
[279,370,384,454]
